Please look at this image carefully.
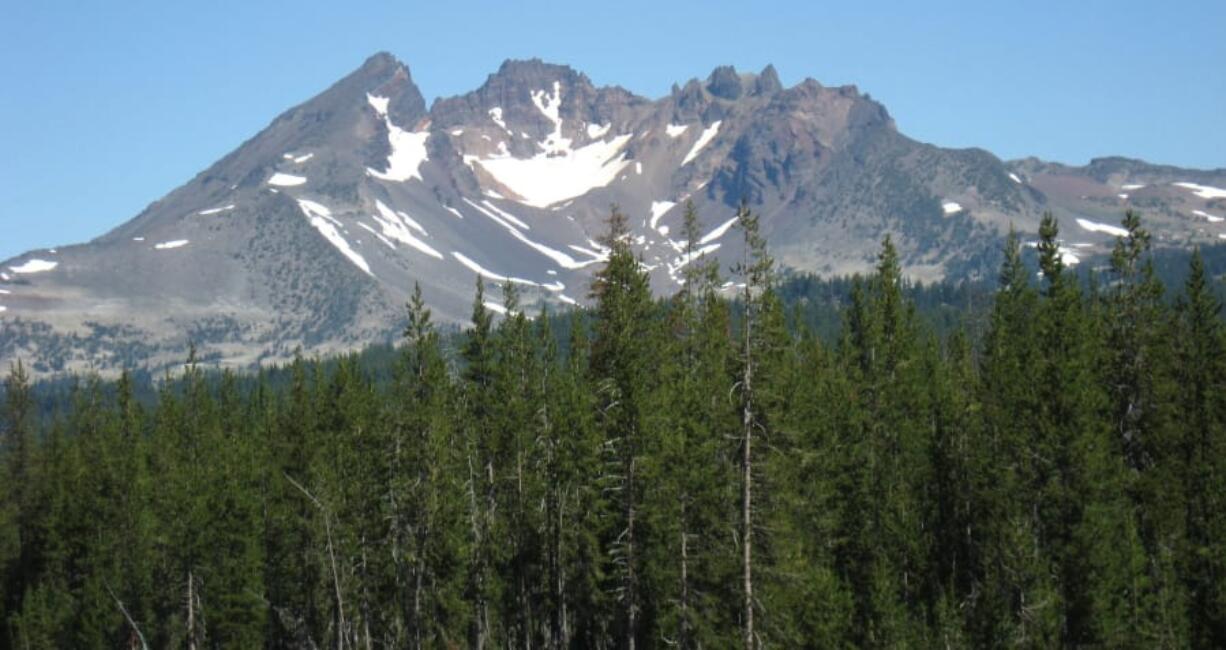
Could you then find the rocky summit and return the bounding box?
[3,52,1225,375]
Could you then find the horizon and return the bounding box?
[2,0,1224,261]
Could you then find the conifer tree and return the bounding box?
[460,275,499,650]
[589,206,657,649]
[1173,251,1226,646]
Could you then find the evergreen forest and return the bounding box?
[2,205,1224,649]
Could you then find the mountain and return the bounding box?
[3,52,1225,375]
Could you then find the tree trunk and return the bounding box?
[187,571,196,650]
[741,253,755,650]
[680,508,690,649]
[627,454,638,650]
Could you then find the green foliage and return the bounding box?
[0,208,1222,649]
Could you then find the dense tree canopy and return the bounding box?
[1,209,1224,649]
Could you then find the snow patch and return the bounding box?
[650,201,676,230]
[443,205,464,220]
[371,200,442,259]
[366,96,430,183]
[666,123,689,138]
[1009,172,1022,184]
[1193,210,1224,223]
[469,82,633,207]
[366,94,390,117]
[268,172,307,187]
[489,107,508,131]
[667,243,721,278]
[481,200,531,230]
[942,201,963,215]
[451,252,540,287]
[1174,182,1226,200]
[1076,218,1129,238]
[699,215,739,245]
[198,204,235,216]
[484,301,508,315]
[558,294,577,306]
[9,259,57,274]
[586,122,611,139]
[681,121,721,166]
[1121,183,1145,191]
[296,199,372,275]
[154,240,189,250]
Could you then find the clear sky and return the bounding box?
[1,0,1223,261]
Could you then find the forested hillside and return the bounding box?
[1,206,1224,648]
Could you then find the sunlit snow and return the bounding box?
[489,107,508,131]
[1193,210,1224,223]
[586,123,611,139]
[198,204,235,216]
[1121,183,1145,191]
[1009,173,1022,184]
[451,252,540,287]
[1076,218,1129,238]
[484,301,509,315]
[650,201,676,230]
[296,199,372,275]
[268,173,307,187]
[467,82,633,207]
[366,94,390,116]
[154,240,189,250]
[366,94,429,183]
[942,201,963,215]
[1174,182,1226,200]
[9,259,57,274]
[681,121,721,166]
[370,200,442,259]
[666,124,689,138]
[464,200,598,270]
[699,216,739,245]
[667,243,721,278]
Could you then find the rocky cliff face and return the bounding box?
[3,52,1224,375]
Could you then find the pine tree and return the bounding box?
[1173,250,1226,645]
[460,275,499,649]
[976,228,1062,646]
[589,206,658,649]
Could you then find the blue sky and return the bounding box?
[1,0,1223,260]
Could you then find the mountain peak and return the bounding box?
[483,58,588,91]
[341,52,425,124]
[706,65,744,99]
[704,64,782,99]
[360,51,402,73]
[755,64,783,95]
